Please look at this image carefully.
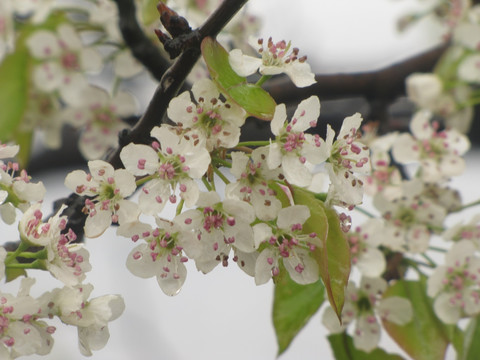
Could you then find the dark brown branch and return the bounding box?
[265,43,449,105]
[114,0,171,81]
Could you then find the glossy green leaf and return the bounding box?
[273,270,325,355]
[292,187,350,319]
[461,316,480,360]
[0,48,29,143]
[382,278,450,360]
[201,37,276,120]
[328,333,404,360]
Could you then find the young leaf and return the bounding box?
[0,47,29,144]
[273,269,325,356]
[381,278,450,360]
[292,187,351,320]
[201,37,276,120]
[461,316,480,360]
[327,333,404,360]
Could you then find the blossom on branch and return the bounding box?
[64,160,138,238]
[121,125,210,215]
[253,205,321,285]
[427,240,480,324]
[268,96,325,189]
[167,78,247,151]
[229,37,316,87]
[226,147,283,221]
[175,191,257,275]
[392,110,470,183]
[322,277,412,352]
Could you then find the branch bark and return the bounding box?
[114,0,171,81]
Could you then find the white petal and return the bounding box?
[84,209,111,238]
[228,49,261,77]
[277,205,310,230]
[353,315,381,352]
[126,243,158,278]
[356,247,386,278]
[433,292,461,324]
[284,61,316,87]
[270,103,287,136]
[192,78,219,101]
[291,96,320,132]
[120,143,158,176]
[378,297,413,325]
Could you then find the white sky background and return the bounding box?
[6,1,467,359]
[247,0,444,73]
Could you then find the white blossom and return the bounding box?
[322,277,412,352]
[229,37,315,87]
[253,205,321,285]
[65,160,138,238]
[120,125,210,215]
[427,240,480,324]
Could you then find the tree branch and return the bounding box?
[114,0,171,81]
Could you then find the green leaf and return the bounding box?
[328,333,404,360]
[273,269,325,355]
[0,12,67,167]
[0,48,29,143]
[292,187,351,319]
[461,316,480,360]
[382,278,450,360]
[201,37,276,120]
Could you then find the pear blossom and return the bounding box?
[253,205,321,285]
[347,219,386,277]
[225,147,283,221]
[322,277,412,353]
[40,283,125,356]
[0,160,46,225]
[117,218,200,295]
[267,96,325,189]
[442,215,480,244]
[175,191,256,275]
[19,204,92,285]
[64,160,138,238]
[229,37,316,87]
[88,0,123,42]
[167,78,247,151]
[22,90,64,149]
[427,240,480,324]
[392,110,470,183]
[25,23,102,105]
[406,73,444,111]
[62,85,137,160]
[373,180,446,253]
[364,133,403,200]
[120,125,210,215]
[322,113,371,207]
[0,278,55,358]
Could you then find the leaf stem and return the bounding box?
[236,140,270,148]
[256,75,272,87]
[213,166,230,185]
